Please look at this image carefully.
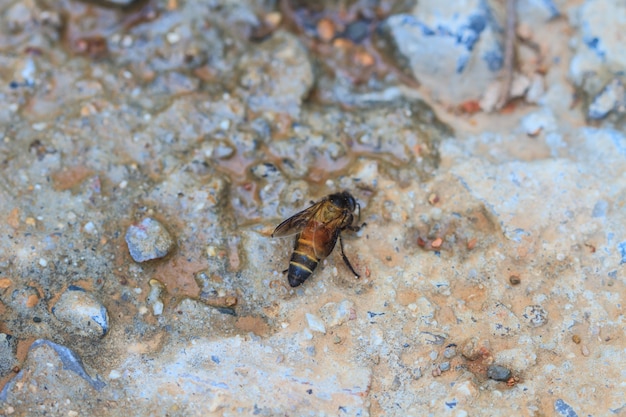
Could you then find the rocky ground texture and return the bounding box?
[0,0,624,416]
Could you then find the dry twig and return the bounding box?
[496,0,517,109]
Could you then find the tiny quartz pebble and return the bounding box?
[125,217,175,262]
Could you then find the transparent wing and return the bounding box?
[271,201,325,238]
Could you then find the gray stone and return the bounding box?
[125,217,175,262]
[487,364,512,381]
[0,339,105,405]
[52,286,109,338]
[380,0,502,103]
[443,345,457,359]
[554,399,579,417]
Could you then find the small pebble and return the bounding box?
[263,12,282,29]
[52,285,109,338]
[317,18,335,42]
[581,345,590,357]
[125,217,175,262]
[305,313,326,334]
[319,300,354,328]
[108,370,121,379]
[353,51,374,67]
[439,361,451,372]
[487,365,512,381]
[166,31,181,44]
[443,345,457,359]
[522,305,548,327]
[219,119,230,130]
[250,162,280,180]
[509,275,521,285]
[554,399,579,417]
[84,221,97,234]
[121,35,133,48]
[147,279,165,316]
[461,337,489,361]
[572,334,581,344]
[343,20,369,43]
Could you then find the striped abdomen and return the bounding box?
[288,247,319,287]
[288,223,336,287]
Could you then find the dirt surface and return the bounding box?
[0,0,624,416]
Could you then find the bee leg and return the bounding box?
[339,234,360,278]
[281,268,288,274]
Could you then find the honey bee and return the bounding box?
[272,191,363,287]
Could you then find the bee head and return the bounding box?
[329,191,357,212]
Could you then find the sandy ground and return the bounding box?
[0,0,624,416]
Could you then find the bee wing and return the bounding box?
[271,201,325,238]
[310,212,349,258]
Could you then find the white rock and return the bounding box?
[382,0,503,104]
[319,300,354,328]
[52,286,109,338]
[125,217,175,262]
[305,313,326,334]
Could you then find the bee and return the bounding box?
[272,191,363,287]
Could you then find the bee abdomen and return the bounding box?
[288,251,319,287]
